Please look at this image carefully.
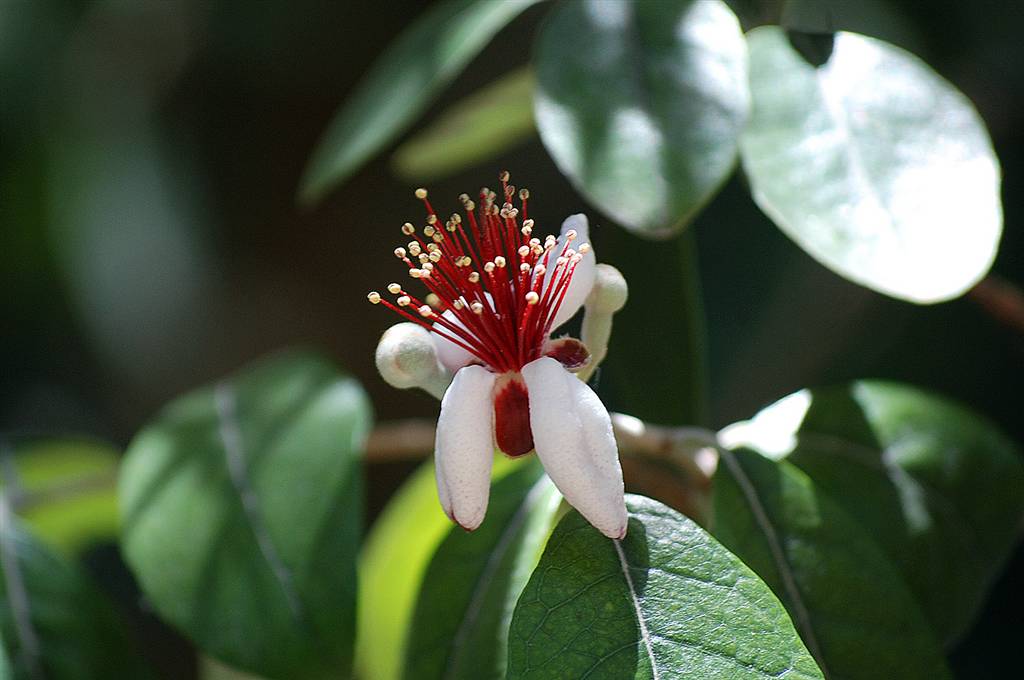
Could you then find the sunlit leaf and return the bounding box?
[739,27,1002,303]
[533,0,748,237]
[299,0,542,205]
[0,439,119,555]
[357,455,527,680]
[392,67,536,182]
[404,459,560,680]
[120,351,371,679]
[720,381,1024,645]
[712,448,951,679]
[0,517,150,680]
[507,495,824,679]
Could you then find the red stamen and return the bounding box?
[369,173,587,374]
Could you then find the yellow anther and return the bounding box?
[499,170,510,182]
[471,301,485,314]
[525,291,540,305]
[394,247,407,259]
[418,305,432,317]
[409,269,422,279]
[367,291,381,304]
[397,295,412,306]
[520,263,531,273]
[483,262,496,273]
[387,283,402,294]
[518,246,530,257]
[415,188,428,199]
[519,188,530,200]
[402,222,415,235]
[494,256,506,268]
[425,293,441,308]
[469,272,481,283]
[428,251,442,263]
[423,225,435,237]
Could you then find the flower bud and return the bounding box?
[587,264,628,314]
[375,323,449,398]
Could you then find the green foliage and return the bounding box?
[533,0,748,238]
[724,382,1024,645]
[600,228,707,425]
[392,68,536,182]
[0,518,149,680]
[356,460,457,680]
[507,495,824,680]
[299,0,541,204]
[740,27,1001,303]
[712,448,951,679]
[119,351,371,679]
[404,459,560,680]
[0,439,119,555]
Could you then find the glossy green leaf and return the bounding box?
[0,516,150,680]
[392,67,536,182]
[357,455,528,680]
[533,0,748,237]
[0,439,119,555]
[720,381,1024,645]
[739,27,1002,303]
[120,351,371,679]
[712,448,950,679]
[404,459,560,680]
[507,495,824,680]
[299,0,541,205]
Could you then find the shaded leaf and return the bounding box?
[392,67,536,182]
[739,27,1001,303]
[720,381,1024,645]
[120,351,371,679]
[299,0,542,204]
[0,516,150,680]
[533,0,748,237]
[507,494,824,679]
[712,448,951,679]
[600,228,708,426]
[0,439,119,555]
[404,459,560,680]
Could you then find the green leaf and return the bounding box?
[357,455,528,680]
[119,350,371,679]
[507,495,824,680]
[712,448,951,679]
[601,228,708,425]
[720,381,1024,645]
[0,516,150,680]
[0,439,119,555]
[356,460,453,680]
[299,0,542,205]
[392,67,536,182]
[739,27,1002,303]
[404,459,560,680]
[533,0,748,237]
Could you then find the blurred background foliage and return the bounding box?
[1,0,1022,677]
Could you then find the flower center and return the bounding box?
[368,171,590,373]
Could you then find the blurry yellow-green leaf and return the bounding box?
[0,440,119,555]
[392,68,536,182]
[356,454,524,680]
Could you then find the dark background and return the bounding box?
[2,0,1021,677]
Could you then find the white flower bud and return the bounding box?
[587,263,628,314]
[374,323,450,398]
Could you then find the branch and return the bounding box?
[366,415,717,468]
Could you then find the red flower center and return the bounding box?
[368,172,589,373]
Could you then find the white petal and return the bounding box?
[435,365,496,530]
[431,309,477,373]
[549,214,597,330]
[430,292,495,372]
[521,356,627,538]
